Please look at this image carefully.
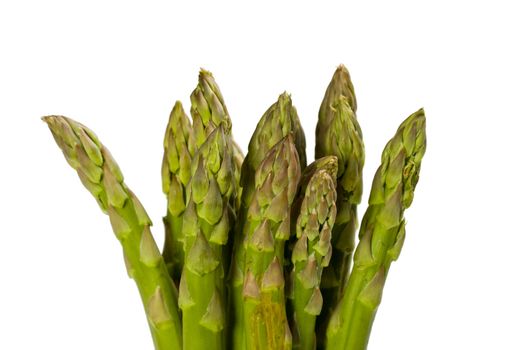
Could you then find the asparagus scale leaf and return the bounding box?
[326,109,426,350]
[43,116,183,350]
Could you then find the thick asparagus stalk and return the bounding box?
[43,116,182,350]
[161,101,193,284]
[290,159,337,350]
[242,135,301,350]
[179,124,235,350]
[315,67,364,340]
[230,93,306,350]
[326,109,426,350]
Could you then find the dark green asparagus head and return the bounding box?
[246,134,301,240]
[43,115,153,244]
[292,167,337,298]
[369,108,426,212]
[190,69,232,151]
[241,93,306,211]
[294,156,338,204]
[354,108,426,269]
[316,96,364,204]
[161,101,193,216]
[43,116,124,212]
[318,64,357,123]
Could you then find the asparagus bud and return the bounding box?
[189,69,242,204]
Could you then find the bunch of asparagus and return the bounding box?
[43,65,426,350]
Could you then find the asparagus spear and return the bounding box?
[290,158,337,350]
[42,116,182,350]
[179,124,235,350]
[326,109,427,350]
[242,135,301,350]
[190,69,241,198]
[315,66,364,340]
[230,93,306,350]
[190,69,242,265]
[161,101,193,284]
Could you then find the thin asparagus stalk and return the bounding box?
[179,124,235,350]
[326,109,427,350]
[290,160,337,350]
[230,93,306,350]
[161,101,193,284]
[315,66,364,342]
[42,116,183,350]
[242,135,301,350]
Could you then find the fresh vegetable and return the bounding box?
[44,66,426,350]
[42,116,183,350]
[325,108,426,350]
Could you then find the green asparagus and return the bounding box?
[316,74,365,344]
[180,123,235,350]
[43,66,427,350]
[290,157,338,350]
[161,101,194,284]
[189,69,241,199]
[43,115,183,350]
[242,135,301,350]
[326,108,426,350]
[230,92,306,350]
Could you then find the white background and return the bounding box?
[1,1,524,349]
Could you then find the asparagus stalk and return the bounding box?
[290,158,337,350]
[230,93,306,350]
[179,124,235,350]
[315,66,364,341]
[326,109,427,350]
[43,116,182,350]
[242,135,301,350]
[161,101,193,284]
